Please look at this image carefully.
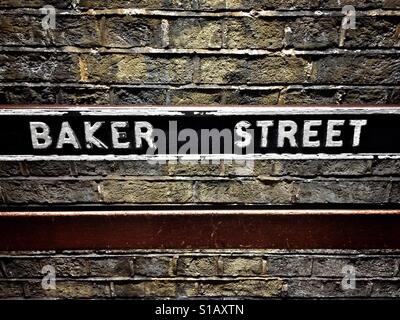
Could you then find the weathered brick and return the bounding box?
[224,89,280,105]
[103,17,162,48]
[287,279,371,298]
[120,161,168,176]
[286,17,340,49]
[271,160,372,177]
[197,179,294,203]
[177,257,218,276]
[2,257,91,278]
[79,0,192,10]
[389,181,400,202]
[279,88,339,104]
[250,57,310,84]
[0,281,24,298]
[75,161,121,176]
[222,257,262,276]
[113,88,166,105]
[24,280,110,298]
[266,256,313,276]
[221,160,257,176]
[0,53,78,82]
[27,161,71,176]
[114,280,176,297]
[169,89,224,105]
[60,87,111,104]
[135,256,173,277]
[0,179,99,203]
[339,88,392,104]
[226,18,284,49]
[101,180,193,203]
[0,162,21,177]
[311,55,400,85]
[168,161,221,176]
[0,86,59,104]
[372,160,400,176]
[169,19,222,49]
[344,17,400,48]
[83,54,193,84]
[89,258,133,277]
[198,57,249,84]
[294,180,390,203]
[0,15,100,47]
[312,257,397,277]
[198,279,283,297]
[371,280,400,297]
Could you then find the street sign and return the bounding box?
[1,105,399,160]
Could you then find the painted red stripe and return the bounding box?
[0,210,399,250]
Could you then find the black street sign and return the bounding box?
[0,105,399,160]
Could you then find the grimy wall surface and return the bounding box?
[0,0,400,299]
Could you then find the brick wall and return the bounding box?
[0,0,399,298]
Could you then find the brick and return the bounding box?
[372,160,400,176]
[286,17,340,49]
[24,280,110,298]
[279,88,339,104]
[0,179,99,204]
[60,87,111,104]
[319,0,386,9]
[222,160,258,176]
[27,161,71,176]
[222,257,262,276]
[120,161,168,176]
[280,88,393,105]
[103,17,162,48]
[371,280,400,297]
[226,18,284,50]
[224,89,280,105]
[79,0,193,10]
[198,279,283,297]
[75,161,121,176]
[89,258,133,277]
[266,256,313,276]
[135,256,173,277]
[311,55,400,85]
[0,15,100,47]
[113,88,166,104]
[114,280,176,297]
[339,88,392,104]
[0,282,24,298]
[169,19,222,49]
[0,162,21,177]
[250,57,309,84]
[383,0,400,9]
[0,86,59,104]
[198,57,249,84]
[287,279,371,298]
[294,180,390,203]
[168,161,221,176]
[197,179,294,203]
[0,53,78,82]
[84,54,193,84]
[2,259,43,278]
[177,257,218,276]
[312,257,397,277]
[0,1,73,8]
[2,258,91,278]
[389,182,400,202]
[101,180,193,203]
[169,89,224,105]
[344,17,400,48]
[271,160,372,177]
